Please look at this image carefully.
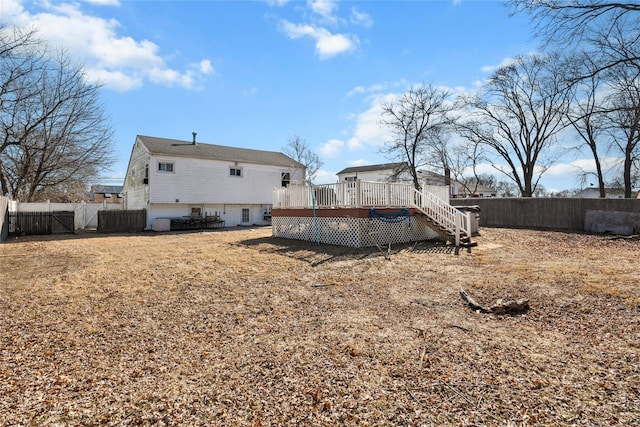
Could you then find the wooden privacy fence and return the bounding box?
[452,198,640,231]
[8,211,75,235]
[98,209,146,233]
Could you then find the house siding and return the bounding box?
[148,203,271,228]
[122,135,305,229]
[122,140,150,210]
[148,156,298,205]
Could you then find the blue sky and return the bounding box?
[2,0,599,191]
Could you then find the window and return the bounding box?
[230,167,242,177]
[345,176,356,182]
[242,208,250,223]
[281,172,290,187]
[104,193,112,198]
[158,162,174,172]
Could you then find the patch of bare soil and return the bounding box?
[0,227,638,426]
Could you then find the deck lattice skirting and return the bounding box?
[272,208,439,248]
[272,181,470,249]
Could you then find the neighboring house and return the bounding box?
[451,183,497,198]
[88,185,123,204]
[576,187,628,199]
[337,163,496,198]
[336,163,410,183]
[122,135,305,229]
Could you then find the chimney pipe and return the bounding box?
[192,132,197,145]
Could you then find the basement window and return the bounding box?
[230,167,242,177]
[158,162,174,172]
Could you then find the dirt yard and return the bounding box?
[0,227,638,426]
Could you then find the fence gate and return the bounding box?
[9,211,75,235]
[51,211,75,234]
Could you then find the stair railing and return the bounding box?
[411,188,471,246]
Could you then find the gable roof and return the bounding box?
[336,162,407,175]
[136,135,304,169]
[90,185,123,194]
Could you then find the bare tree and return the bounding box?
[439,137,488,199]
[379,84,455,190]
[602,65,640,198]
[283,135,322,182]
[509,1,640,78]
[0,26,114,201]
[457,53,572,197]
[564,54,611,197]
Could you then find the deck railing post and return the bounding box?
[356,179,362,208]
[455,212,461,248]
[386,184,391,207]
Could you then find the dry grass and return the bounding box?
[0,227,639,426]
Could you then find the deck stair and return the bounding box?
[410,188,476,254]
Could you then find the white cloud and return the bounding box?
[313,168,337,184]
[480,51,540,74]
[4,0,213,91]
[346,82,399,98]
[346,86,366,97]
[279,20,358,59]
[349,158,370,167]
[84,67,142,91]
[319,138,344,158]
[84,0,121,6]
[198,59,214,74]
[350,7,372,28]
[308,0,337,21]
[546,157,622,177]
[1,0,24,16]
[348,95,394,149]
[347,137,364,150]
[242,87,258,97]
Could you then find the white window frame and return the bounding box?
[242,208,250,223]
[230,167,243,177]
[158,162,174,173]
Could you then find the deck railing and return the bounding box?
[273,180,471,244]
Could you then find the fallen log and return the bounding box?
[459,289,491,313]
[459,289,529,315]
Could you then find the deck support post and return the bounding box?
[454,212,461,255]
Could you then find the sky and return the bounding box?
[0,0,603,191]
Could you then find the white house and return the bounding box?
[336,162,410,183]
[122,134,305,229]
[575,187,629,199]
[336,163,496,199]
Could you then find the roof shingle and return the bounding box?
[137,135,304,169]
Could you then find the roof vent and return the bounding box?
[192,132,197,145]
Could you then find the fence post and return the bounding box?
[356,180,362,208]
[465,211,472,238]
